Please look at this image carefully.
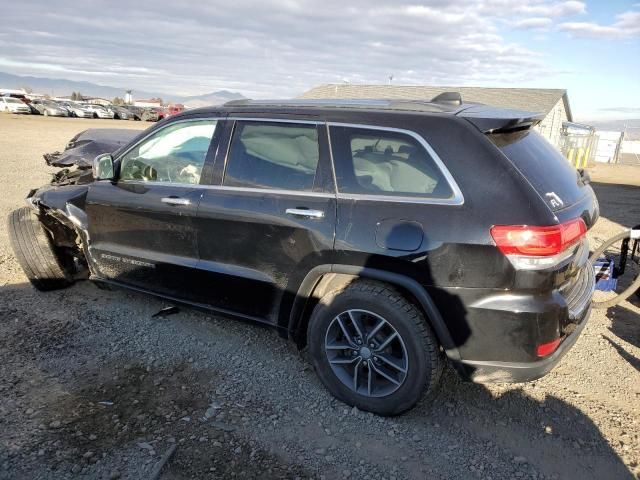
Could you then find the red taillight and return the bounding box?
[536,338,562,357]
[490,218,587,257]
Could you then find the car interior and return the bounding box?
[224,123,319,191]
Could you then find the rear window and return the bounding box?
[489,130,586,211]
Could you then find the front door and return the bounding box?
[85,118,220,297]
[193,119,336,323]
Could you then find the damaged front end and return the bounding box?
[26,128,140,279]
[27,184,91,281]
[44,128,138,169]
[43,128,138,187]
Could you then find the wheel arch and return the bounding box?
[286,264,461,362]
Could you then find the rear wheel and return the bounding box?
[307,280,442,415]
[7,207,74,291]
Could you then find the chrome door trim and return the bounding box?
[117,181,335,198]
[226,117,321,125]
[117,116,464,205]
[200,185,335,198]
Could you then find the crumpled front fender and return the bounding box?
[28,184,89,232]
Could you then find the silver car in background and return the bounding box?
[59,102,94,118]
[30,100,69,117]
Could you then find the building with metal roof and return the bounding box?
[300,84,572,148]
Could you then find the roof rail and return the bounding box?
[431,92,462,106]
[221,98,455,113]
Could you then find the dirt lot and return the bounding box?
[0,114,639,480]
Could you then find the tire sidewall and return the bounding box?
[308,287,432,415]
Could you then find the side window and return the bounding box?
[329,126,454,199]
[224,122,319,191]
[120,120,216,184]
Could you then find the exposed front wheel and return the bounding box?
[308,281,443,415]
[7,207,74,291]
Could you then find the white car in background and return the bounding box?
[82,104,115,119]
[0,96,31,114]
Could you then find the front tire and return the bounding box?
[7,207,74,291]
[307,280,443,416]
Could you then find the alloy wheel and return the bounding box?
[324,309,408,397]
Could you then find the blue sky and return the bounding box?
[500,0,640,120]
[0,0,638,120]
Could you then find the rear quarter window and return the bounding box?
[489,130,587,211]
[329,126,455,199]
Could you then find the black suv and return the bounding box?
[8,97,598,415]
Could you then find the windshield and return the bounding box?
[2,97,23,104]
[488,129,588,211]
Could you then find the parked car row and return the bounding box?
[0,95,181,121]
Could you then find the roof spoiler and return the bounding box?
[456,105,545,133]
[431,92,462,106]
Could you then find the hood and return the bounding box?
[43,128,139,168]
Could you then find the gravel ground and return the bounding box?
[0,114,638,480]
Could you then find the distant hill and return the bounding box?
[582,118,640,140]
[0,71,245,107]
[181,90,245,108]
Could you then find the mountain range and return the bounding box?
[0,71,245,106]
[582,118,640,140]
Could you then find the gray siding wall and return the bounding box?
[535,99,567,147]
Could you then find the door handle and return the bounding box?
[285,208,325,219]
[161,197,191,206]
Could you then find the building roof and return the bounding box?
[299,84,572,122]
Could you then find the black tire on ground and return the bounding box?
[307,280,443,416]
[589,229,640,309]
[7,207,74,291]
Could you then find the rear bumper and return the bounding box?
[458,303,591,383]
[434,261,595,383]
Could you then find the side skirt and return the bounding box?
[91,277,284,333]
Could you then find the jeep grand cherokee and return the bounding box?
[8,96,598,415]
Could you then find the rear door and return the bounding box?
[85,118,221,297]
[192,118,336,323]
